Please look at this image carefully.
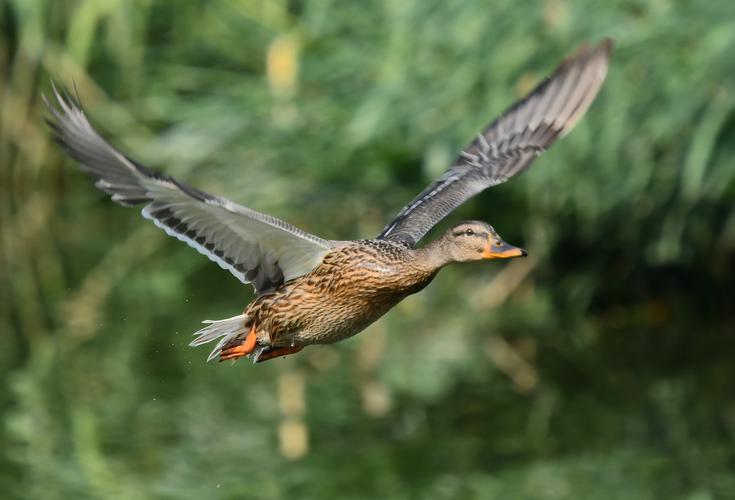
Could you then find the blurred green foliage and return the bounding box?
[2,0,735,498]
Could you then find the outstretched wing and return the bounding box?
[45,84,331,294]
[379,39,612,246]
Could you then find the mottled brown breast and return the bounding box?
[246,240,438,347]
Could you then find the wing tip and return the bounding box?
[598,37,614,57]
[556,37,613,136]
[43,79,94,153]
[46,79,83,118]
[569,37,613,64]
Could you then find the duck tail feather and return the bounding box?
[190,313,249,362]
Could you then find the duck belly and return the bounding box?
[258,271,435,347]
[298,293,405,345]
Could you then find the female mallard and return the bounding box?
[46,39,611,363]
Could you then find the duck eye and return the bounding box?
[465,228,474,236]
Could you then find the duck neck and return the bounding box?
[413,236,454,272]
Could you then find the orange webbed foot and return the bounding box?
[219,325,257,362]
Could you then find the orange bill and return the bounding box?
[481,240,528,259]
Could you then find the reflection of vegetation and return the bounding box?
[1,0,734,498]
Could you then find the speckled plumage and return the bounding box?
[240,240,438,349]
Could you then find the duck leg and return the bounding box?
[219,325,258,361]
[256,345,304,363]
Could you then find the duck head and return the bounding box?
[437,221,527,263]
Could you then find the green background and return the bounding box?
[2,0,735,498]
